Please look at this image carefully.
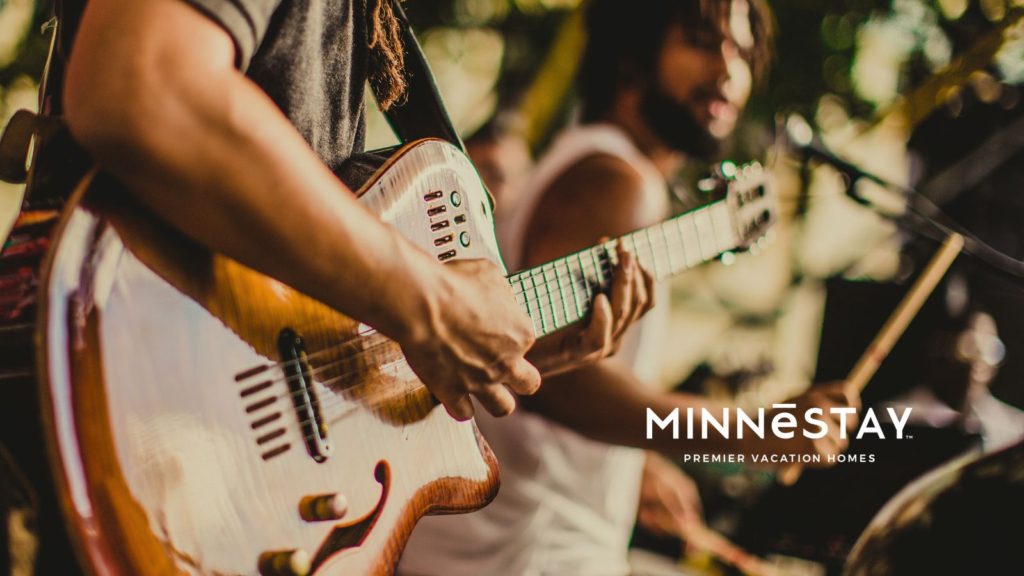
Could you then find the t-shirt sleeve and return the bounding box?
[182,0,281,70]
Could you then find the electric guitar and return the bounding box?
[7,138,774,575]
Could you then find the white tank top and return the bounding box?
[398,124,669,576]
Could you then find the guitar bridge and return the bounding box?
[278,328,333,463]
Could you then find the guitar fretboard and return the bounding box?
[507,200,738,337]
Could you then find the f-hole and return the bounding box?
[309,461,392,571]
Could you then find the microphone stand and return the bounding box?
[792,137,1024,284]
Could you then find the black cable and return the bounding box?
[798,142,1024,285]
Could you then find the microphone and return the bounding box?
[782,114,903,207]
[780,114,1024,283]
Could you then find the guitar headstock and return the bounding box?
[703,161,776,251]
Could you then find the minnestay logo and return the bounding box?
[646,405,914,441]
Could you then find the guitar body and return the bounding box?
[35,139,502,575]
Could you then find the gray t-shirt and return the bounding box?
[185,0,368,173]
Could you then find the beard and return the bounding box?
[640,86,721,160]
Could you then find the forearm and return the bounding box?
[524,361,854,462]
[521,360,737,452]
[64,0,440,340]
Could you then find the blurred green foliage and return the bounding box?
[2,0,1020,144]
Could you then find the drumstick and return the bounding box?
[844,233,965,392]
[778,233,965,485]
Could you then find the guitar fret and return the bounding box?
[568,257,585,318]
[526,275,543,336]
[674,217,688,272]
[526,271,543,334]
[643,228,659,278]
[631,232,649,276]
[505,193,761,337]
[680,214,701,267]
[711,203,739,252]
[546,264,566,329]
[693,208,716,261]
[538,268,554,333]
[554,260,575,325]
[590,247,604,290]
[651,225,666,275]
[577,252,594,309]
[540,266,555,330]
[661,222,678,275]
[662,224,675,276]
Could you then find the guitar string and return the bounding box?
[250,230,735,423]
[247,251,615,380]
[241,256,617,411]
[241,219,740,418]
[274,248,707,448]
[265,361,422,451]
[248,200,736,391]
[238,212,732,395]
[251,208,751,447]
[238,223,728,409]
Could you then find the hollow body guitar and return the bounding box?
[34,138,774,575]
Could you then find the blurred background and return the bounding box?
[2,0,1023,574]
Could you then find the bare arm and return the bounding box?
[64,0,539,418]
[527,348,858,462]
[519,154,857,460]
[518,153,692,446]
[524,359,738,451]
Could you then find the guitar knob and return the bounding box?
[258,549,311,576]
[299,493,349,522]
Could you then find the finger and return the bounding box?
[821,381,860,410]
[639,263,656,316]
[503,357,542,396]
[582,293,615,357]
[815,398,858,435]
[473,384,517,417]
[438,392,475,422]
[820,393,860,431]
[627,260,649,327]
[610,251,636,337]
[821,426,847,458]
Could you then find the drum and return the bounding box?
[846,440,1024,575]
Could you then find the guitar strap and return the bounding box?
[378,0,464,151]
[0,0,467,205]
[0,2,89,206]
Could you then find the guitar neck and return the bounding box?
[507,199,739,337]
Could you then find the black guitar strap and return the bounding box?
[0,0,92,205]
[379,0,465,151]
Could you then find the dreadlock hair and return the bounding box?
[367,0,407,110]
[579,0,775,122]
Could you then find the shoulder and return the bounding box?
[545,152,652,227]
[519,153,658,267]
[556,152,647,200]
